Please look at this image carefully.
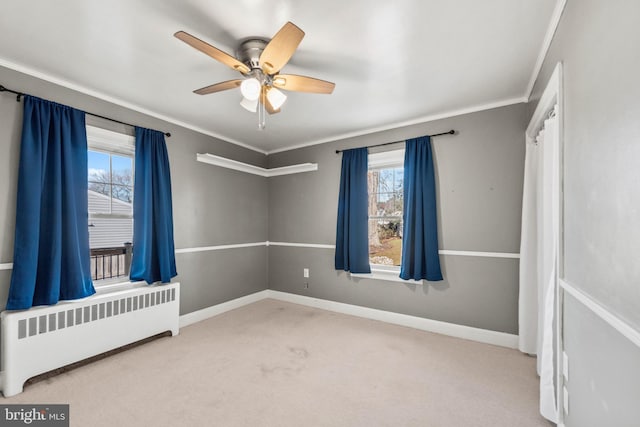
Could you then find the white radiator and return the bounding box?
[0,282,180,397]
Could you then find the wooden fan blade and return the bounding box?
[174,31,250,74]
[272,74,335,94]
[259,22,305,75]
[193,80,242,95]
[262,87,281,115]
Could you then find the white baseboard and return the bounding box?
[179,290,270,328]
[265,290,518,349]
[179,289,518,349]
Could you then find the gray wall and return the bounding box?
[268,103,528,334]
[529,0,640,425]
[0,65,269,316]
[562,293,640,427]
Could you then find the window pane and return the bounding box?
[394,168,403,191]
[88,188,112,213]
[368,219,403,266]
[378,169,393,193]
[394,194,403,212]
[87,137,134,283]
[88,151,110,213]
[369,164,403,266]
[377,193,397,216]
[88,151,109,180]
[112,155,133,185]
[112,185,133,209]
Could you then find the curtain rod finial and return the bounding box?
[165,132,171,137]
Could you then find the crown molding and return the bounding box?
[0,57,267,155]
[524,0,567,101]
[265,96,527,155]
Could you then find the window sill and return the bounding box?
[350,266,424,284]
[94,280,143,295]
[48,281,147,307]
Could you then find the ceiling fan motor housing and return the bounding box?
[236,39,269,71]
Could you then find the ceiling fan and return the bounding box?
[174,22,335,129]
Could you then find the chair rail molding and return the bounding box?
[560,279,640,349]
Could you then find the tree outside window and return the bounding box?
[368,166,403,266]
[88,151,133,212]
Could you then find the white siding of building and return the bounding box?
[88,190,133,248]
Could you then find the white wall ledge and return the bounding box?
[196,153,317,177]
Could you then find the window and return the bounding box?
[86,126,135,282]
[368,149,404,267]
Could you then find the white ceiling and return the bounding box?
[0,0,559,154]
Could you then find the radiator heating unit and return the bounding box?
[1,282,180,396]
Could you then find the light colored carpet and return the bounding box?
[3,299,551,426]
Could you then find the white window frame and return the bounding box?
[351,148,425,283]
[367,148,405,272]
[87,125,135,287]
[87,125,135,220]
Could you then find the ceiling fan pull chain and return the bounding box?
[258,90,266,130]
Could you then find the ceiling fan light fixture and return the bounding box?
[266,87,287,110]
[272,76,286,86]
[240,78,261,101]
[240,96,259,112]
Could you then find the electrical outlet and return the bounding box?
[303,268,309,278]
[304,282,309,289]
[563,351,569,381]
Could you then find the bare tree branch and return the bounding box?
[89,169,133,203]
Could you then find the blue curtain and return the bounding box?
[130,127,177,283]
[400,136,443,281]
[335,147,371,273]
[7,96,95,310]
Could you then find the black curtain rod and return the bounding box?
[335,130,455,154]
[0,84,171,137]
